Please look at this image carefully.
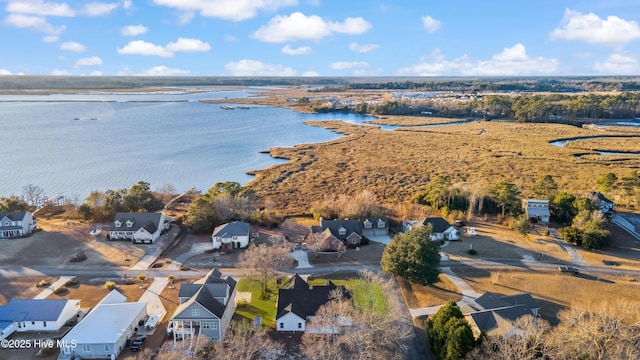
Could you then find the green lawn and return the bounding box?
[235,276,389,329]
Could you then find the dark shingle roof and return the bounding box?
[109,212,163,233]
[319,219,361,240]
[276,275,350,320]
[0,211,28,222]
[421,217,452,233]
[173,268,236,319]
[212,221,250,238]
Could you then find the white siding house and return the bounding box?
[211,221,250,251]
[0,211,36,239]
[59,291,147,360]
[108,212,170,244]
[0,299,80,340]
[525,200,550,224]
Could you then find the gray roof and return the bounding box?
[0,211,29,222]
[0,299,74,322]
[212,221,250,238]
[276,275,350,320]
[172,268,236,319]
[588,191,614,205]
[470,292,540,334]
[318,219,361,240]
[359,218,389,229]
[421,217,452,233]
[109,212,163,233]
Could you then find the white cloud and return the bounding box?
[349,42,379,53]
[75,56,102,67]
[178,11,195,25]
[0,69,13,75]
[165,37,211,52]
[82,2,119,16]
[152,0,298,22]
[593,53,640,74]
[6,0,75,16]
[50,69,71,75]
[117,65,191,76]
[5,13,65,36]
[397,43,559,76]
[282,44,313,55]
[118,40,174,57]
[87,70,103,76]
[122,0,132,9]
[329,61,369,70]
[121,24,149,36]
[421,15,441,33]
[252,12,371,42]
[60,41,86,52]
[550,9,640,47]
[224,59,298,76]
[117,38,210,57]
[302,69,319,76]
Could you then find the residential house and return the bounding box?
[524,199,550,224]
[308,228,344,252]
[0,299,80,340]
[360,217,389,237]
[405,217,459,241]
[108,212,170,244]
[276,274,350,333]
[464,292,540,337]
[0,211,36,239]
[211,221,250,251]
[167,269,237,347]
[588,191,615,214]
[59,290,147,360]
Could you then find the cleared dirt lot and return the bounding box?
[0,218,146,269]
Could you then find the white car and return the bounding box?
[467,227,478,237]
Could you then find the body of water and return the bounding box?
[0,89,375,200]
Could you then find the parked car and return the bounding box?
[130,335,147,351]
[558,265,579,274]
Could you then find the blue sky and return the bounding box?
[1,0,640,76]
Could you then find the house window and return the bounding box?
[32,321,35,325]
[298,323,302,329]
[83,345,91,352]
[364,221,372,229]
[17,323,21,328]
[378,220,386,228]
[43,321,46,327]
[191,309,200,316]
[104,345,109,352]
[279,323,284,329]
[338,227,346,236]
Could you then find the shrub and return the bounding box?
[179,265,190,271]
[468,249,477,255]
[64,279,79,287]
[53,287,68,295]
[36,280,50,288]
[104,281,116,290]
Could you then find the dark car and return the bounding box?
[558,265,579,274]
[130,335,147,351]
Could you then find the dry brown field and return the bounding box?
[234,87,640,214]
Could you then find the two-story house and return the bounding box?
[309,217,389,249]
[108,212,170,244]
[211,221,250,251]
[167,269,237,346]
[524,199,550,224]
[0,211,36,239]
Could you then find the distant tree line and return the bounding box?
[77,181,164,222]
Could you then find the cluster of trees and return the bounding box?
[77,181,164,222]
[427,301,475,360]
[186,181,264,233]
[596,171,640,210]
[0,195,28,212]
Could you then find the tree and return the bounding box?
[124,181,163,212]
[489,181,521,217]
[193,320,284,360]
[421,175,452,210]
[22,184,44,206]
[236,243,294,298]
[596,172,618,194]
[550,191,576,223]
[0,196,28,212]
[167,274,175,288]
[77,203,92,221]
[426,300,475,360]
[512,214,530,238]
[531,175,558,200]
[381,225,441,286]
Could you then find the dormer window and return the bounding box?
[126,220,134,227]
[364,220,372,229]
[377,219,386,228]
[338,226,347,236]
[114,220,122,227]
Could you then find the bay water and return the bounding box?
[0,89,374,201]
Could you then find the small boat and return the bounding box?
[90,227,101,236]
[237,105,250,109]
[90,118,98,120]
[145,312,161,330]
[220,105,234,110]
[73,118,80,120]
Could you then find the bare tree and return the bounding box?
[467,315,551,360]
[22,184,44,206]
[196,320,284,360]
[302,288,354,360]
[236,242,294,298]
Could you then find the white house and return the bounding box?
[588,192,615,214]
[167,269,237,347]
[59,290,147,360]
[405,217,459,241]
[211,221,250,251]
[0,211,36,239]
[276,275,350,333]
[524,200,550,224]
[0,299,80,340]
[108,212,170,244]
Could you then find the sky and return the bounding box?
[1,0,640,77]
